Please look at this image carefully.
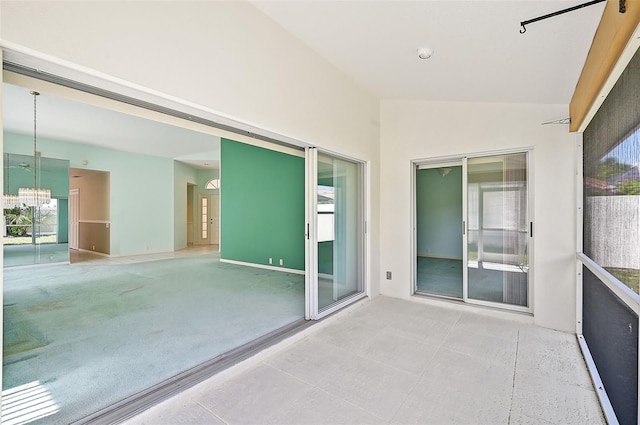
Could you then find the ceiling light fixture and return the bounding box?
[18,91,51,207]
[417,47,433,60]
[438,167,452,177]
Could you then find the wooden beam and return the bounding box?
[569,0,640,132]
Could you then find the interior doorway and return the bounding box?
[415,163,464,299]
[68,168,111,261]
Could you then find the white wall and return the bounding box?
[380,101,577,332]
[0,0,381,295]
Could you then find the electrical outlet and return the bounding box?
[269,257,273,265]
[279,259,284,266]
[386,271,392,280]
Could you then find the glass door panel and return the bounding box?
[466,153,529,307]
[316,153,364,312]
[415,166,463,298]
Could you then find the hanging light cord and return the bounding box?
[31,91,39,191]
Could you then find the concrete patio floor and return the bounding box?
[125,296,604,425]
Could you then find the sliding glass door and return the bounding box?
[414,151,531,312]
[466,153,529,308]
[306,148,365,319]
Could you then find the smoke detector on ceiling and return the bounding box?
[417,47,433,60]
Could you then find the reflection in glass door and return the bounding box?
[306,148,365,319]
[466,153,529,308]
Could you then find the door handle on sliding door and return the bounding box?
[462,221,466,235]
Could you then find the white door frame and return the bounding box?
[305,147,318,320]
[411,157,465,298]
[305,147,367,320]
[69,188,79,250]
[411,148,534,314]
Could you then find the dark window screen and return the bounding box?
[583,266,638,425]
[583,47,640,294]
[582,46,640,425]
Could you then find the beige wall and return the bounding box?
[380,100,578,332]
[78,223,110,255]
[70,172,109,222]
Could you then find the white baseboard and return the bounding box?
[417,253,463,260]
[219,258,305,275]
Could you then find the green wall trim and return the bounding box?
[220,139,305,270]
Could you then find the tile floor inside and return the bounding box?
[125,296,604,425]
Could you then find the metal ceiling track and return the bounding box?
[519,0,625,34]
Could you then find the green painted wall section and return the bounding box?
[416,167,463,259]
[5,153,69,198]
[5,132,177,256]
[58,199,69,243]
[220,138,304,270]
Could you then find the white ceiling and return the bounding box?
[251,0,605,104]
[2,83,221,169]
[2,1,606,160]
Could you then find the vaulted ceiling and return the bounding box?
[251,0,605,104]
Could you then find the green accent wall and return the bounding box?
[220,138,304,270]
[58,199,69,243]
[416,167,463,259]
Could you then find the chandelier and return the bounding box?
[3,154,20,209]
[18,91,51,207]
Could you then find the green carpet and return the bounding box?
[2,253,304,424]
[3,243,70,268]
[416,257,526,305]
[416,257,463,298]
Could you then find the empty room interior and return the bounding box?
[1,1,639,425]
